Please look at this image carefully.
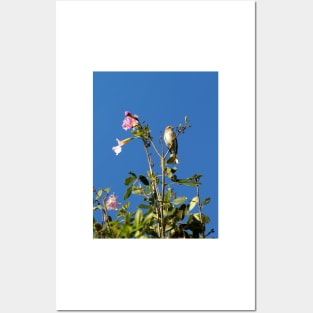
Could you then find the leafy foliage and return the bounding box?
[93,114,214,238]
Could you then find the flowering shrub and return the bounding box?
[93,112,213,238]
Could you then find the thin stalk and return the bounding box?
[161,142,166,238]
[149,138,162,158]
[195,177,206,238]
[142,139,164,238]
[102,200,112,237]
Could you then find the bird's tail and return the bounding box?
[171,154,179,164]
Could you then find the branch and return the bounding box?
[101,197,112,236]
[195,177,206,238]
[142,138,163,238]
[148,137,162,158]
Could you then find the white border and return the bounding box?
[56,1,255,310]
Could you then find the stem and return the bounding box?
[149,137,162,158]
[195,177,206,238]
[148,135,165,237]
[102,201,112,237]
[160,149,166,238]
[142,139,164,238]
[102,209,105,227]
[100,193,114,237]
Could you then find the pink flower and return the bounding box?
[112,137,133,155]
[106,194,121,210]
[122,111,139,130]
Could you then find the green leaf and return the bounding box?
[147,171,159,184]
[121,201,130,210]
[164,188,172,203]
[137,204,151,209]
[176,204,187,220]
[139,175,149,186]
[202,214,211,224]
[94,222,102,231]
[202,197,211,206]
[103,187,111,194]
[173,196,187,206]
[173,179,200,186]
[170,175,178,182]
[189,196,199,211]
[134,209,143,228]
[166,207,176,217]
[143,212,155,224]
[132,129,144,137]
[124,212,132,225]
[95,189,103,200]
[193,213,210,224]
[128,171,137,177]
[93,205,102,211]
[165,167,173,178]
[188,174,203,180]
[165,224,174,232]
[124,176,136,185]
[132,187,145,195]
[165,167,177,178]
[124,186,132,200]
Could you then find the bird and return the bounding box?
[164,126,179,164]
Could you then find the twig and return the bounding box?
[142,139,163,238]
[148,137,162,158]
[206,228,215,237]
[102,197,112,236]
[160,144,166,238]
[195,177,206,238]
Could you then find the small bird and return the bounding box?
[164,126,179,164]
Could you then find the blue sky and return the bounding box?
[93,72,218,237]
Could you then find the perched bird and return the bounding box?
[164,126,179,164]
